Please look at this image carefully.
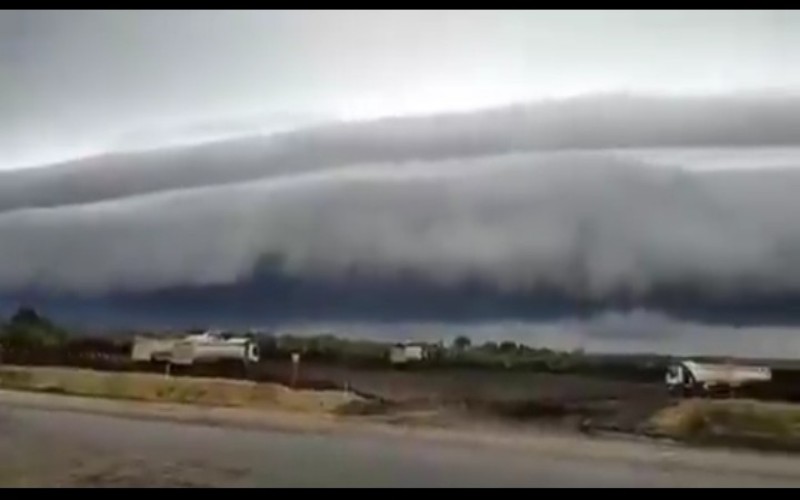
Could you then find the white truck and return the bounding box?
[170,331,260,366]
[132,330,260,366]
[666,359,771,397]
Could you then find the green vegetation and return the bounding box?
[268,333,390,365]
[0,306,669,382]
[0,307,68,350]
[255,333,668,382]
[452,335,472,351]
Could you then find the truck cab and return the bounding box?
[666,362,695,396]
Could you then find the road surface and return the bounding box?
[2,392,800,487]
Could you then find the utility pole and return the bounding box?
[291,352,300,389]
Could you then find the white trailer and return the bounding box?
[666,360,771,396]
[170,332,259,366]
[132,331,259,366]
[131,337,180,363]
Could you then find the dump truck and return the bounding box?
[132,330,259,366]
[666,359,771,397]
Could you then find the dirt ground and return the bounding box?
[260,361,660,401]
[256,361,670,432]
[8,363,800,454]
[1,359,672,433]
[4,389,800,487]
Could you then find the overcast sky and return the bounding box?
[2,10,800,169]
[5,11,800,353]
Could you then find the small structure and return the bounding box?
[389,342,426,365]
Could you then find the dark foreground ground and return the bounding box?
[2,354,673,432]
[256,362,670,433]
[3,391,800,487]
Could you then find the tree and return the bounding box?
[499,341,518,353]
[0,306,67,350]
[10,307,48,327]
[479,341,499,353]
[452,335,472,351]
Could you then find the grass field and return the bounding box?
[648,399,800,451]
[0,365,360,414]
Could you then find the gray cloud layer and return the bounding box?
[2,94,800,212]
[2,145,800,301]
[5,10,800,170]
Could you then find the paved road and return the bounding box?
[2,401,800,487]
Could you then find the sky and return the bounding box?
[3,11,800,355]
[2,10,800,169]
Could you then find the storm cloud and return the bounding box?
[5,11,800,357]
[3,94,800,212]
[2,133,800,311]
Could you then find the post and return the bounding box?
[291,352,300,389]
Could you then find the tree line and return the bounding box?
[0,307,669,382]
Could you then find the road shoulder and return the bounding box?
[3,388,800,483]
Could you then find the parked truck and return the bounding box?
[170,331,260,366]
[132,330,259,366]
[666,359,771,397]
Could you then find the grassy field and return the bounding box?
[0,365,360,414]
[648,399,800,451]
